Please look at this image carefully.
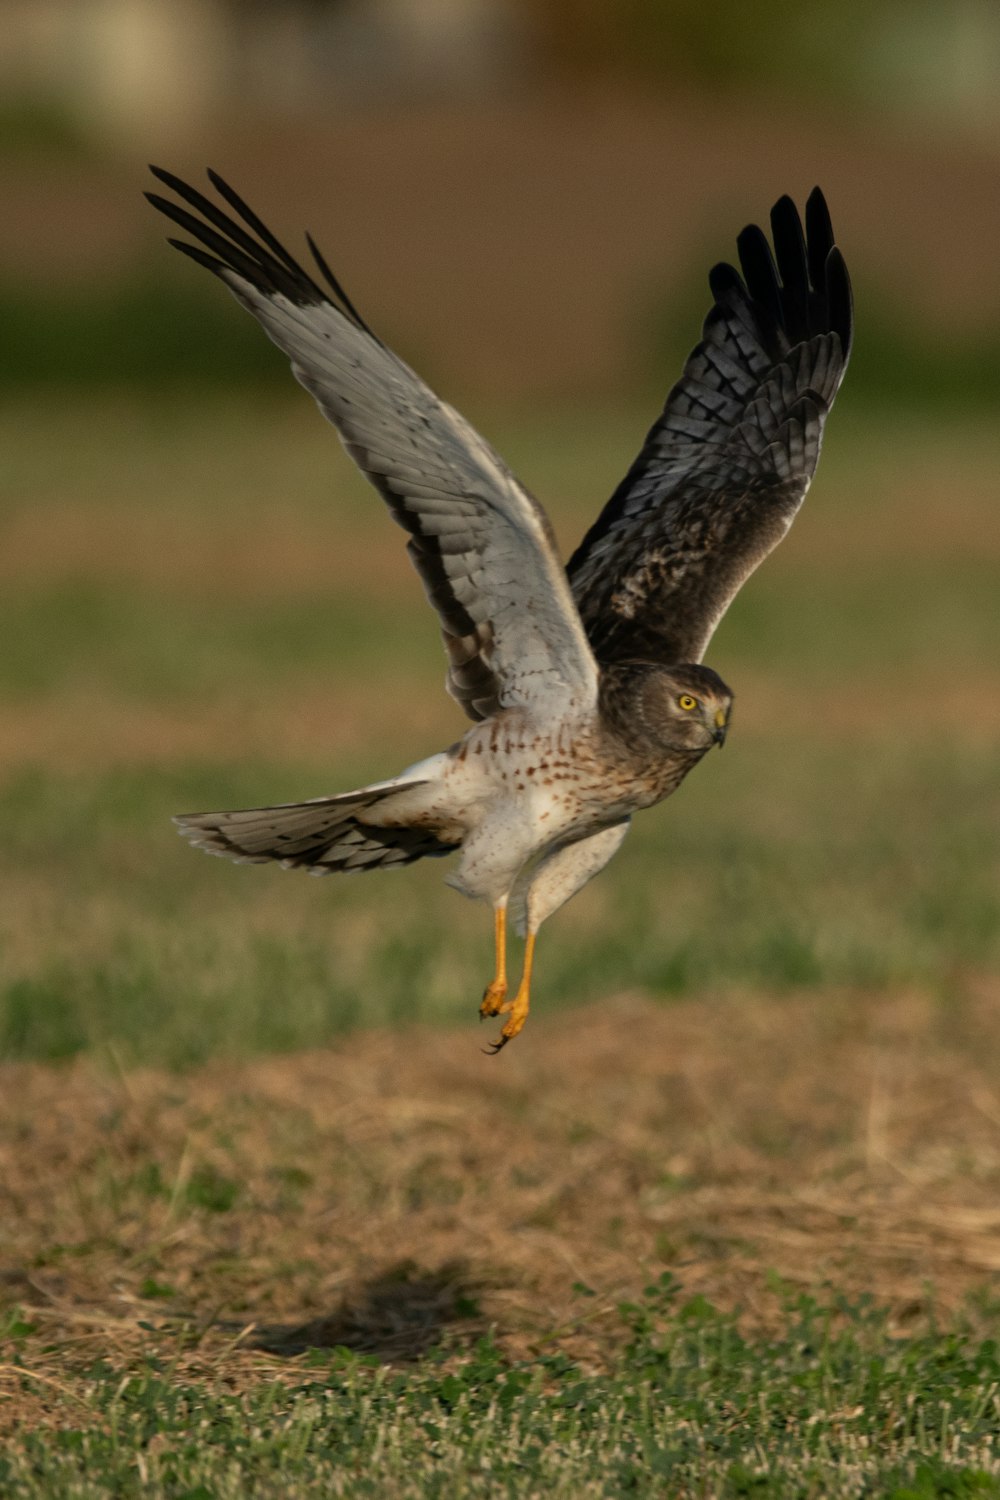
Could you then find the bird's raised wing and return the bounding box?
[567,189,852,667]
[146,168,597,723]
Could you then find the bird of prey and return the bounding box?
[147,170,852,1050]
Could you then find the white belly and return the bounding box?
[360,709,631,906]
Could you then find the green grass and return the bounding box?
[0,732,997,1068]
[2,382,999,1490]
[0,396,998,1066]
[5,1281,1000,1496]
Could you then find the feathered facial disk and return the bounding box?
[640,663,734,752]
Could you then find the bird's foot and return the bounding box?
[484,989,530,1054]
[480,977,508,1019]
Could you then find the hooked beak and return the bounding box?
[713,708,728,748]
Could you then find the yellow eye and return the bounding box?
[678,694,698,711]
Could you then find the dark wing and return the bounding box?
[146,168,597,723]
[567,188,852,666]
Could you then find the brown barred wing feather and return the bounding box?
[567,188,852,667]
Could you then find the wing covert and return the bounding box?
[146,168,597,723]
[567,188,852,667]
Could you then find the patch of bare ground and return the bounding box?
[4,978,1000,1426]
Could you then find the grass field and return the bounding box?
[2,393,1000,1493]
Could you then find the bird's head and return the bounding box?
[603,661,733,756]
[652,663,733,751]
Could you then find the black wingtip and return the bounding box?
[145,166,375,335]
[305,230,379,341]
[803,188,853,357]
[165,236,229,277]
[715,186,851,358]
[825,244,854,359]
[769,193,803,255]
[736,221,783,330]
[148,163,195,199]
[804,187,835,287]
[805,185,833,236]
[769,194,809,328]
[707,260,745,303]
[203,167,312,286]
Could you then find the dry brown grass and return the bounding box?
[5,977,1000,1427]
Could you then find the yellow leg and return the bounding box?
[479,905,508,1018]
[486,931,536,1053]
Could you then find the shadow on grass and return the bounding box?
[252,1260,485,1363]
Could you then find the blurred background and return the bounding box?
[1,0,998,1065]
[3,0,1000,400]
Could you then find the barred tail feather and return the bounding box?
[173,778,458,875]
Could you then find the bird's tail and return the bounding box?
[174,776,458,875]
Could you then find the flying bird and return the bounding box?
[147,169,852,1050]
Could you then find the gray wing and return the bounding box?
[566,188,853,667]
[146,168,597,723]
